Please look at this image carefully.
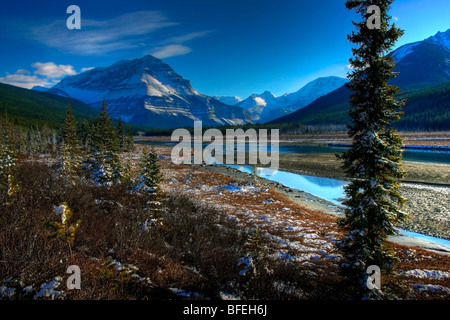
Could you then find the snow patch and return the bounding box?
[401,269,450,280]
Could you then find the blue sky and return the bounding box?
[0,0,449,99]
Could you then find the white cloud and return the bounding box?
[0,72,53,89]
[161,31,214,44]
[32,62,77,78]
[0,62,80,89]
[151,44,193,59]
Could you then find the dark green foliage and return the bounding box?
[271,83,449,131]
[86,102,123,186]
[58,104,82,180]
[338,0,407,297]
[137,147,164,227]
[0,83,98,129]
[0,113,19,195]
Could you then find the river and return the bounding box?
[226,164,450,250]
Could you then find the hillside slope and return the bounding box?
[0,82,99,127]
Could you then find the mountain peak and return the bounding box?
[260,91,277,100]
[425,28,450,50]
[49,55,252,128]
[214,96,243,105]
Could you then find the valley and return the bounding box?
[0,6,448,304]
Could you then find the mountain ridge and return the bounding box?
[232,76,349,123]
[49,55,252,129]
[270,29,450,131]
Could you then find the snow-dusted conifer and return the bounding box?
[88,101,123,186]
[338,0,407,297]
[0,113,19,196]
[137,147,164,227]
[58,104,82,182]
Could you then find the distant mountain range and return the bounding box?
[47,55,252,129]
[271,29,450,131]
[217,76,349,123]
[1,29,448,131]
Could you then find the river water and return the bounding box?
[145,141,450,165]
[226,164,450,250]
[141,140,450,249]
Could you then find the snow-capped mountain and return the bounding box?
[49,55,252,128]
[389,28,450,89]
[235,91,277,122]
[271,29,450,129]
[425,29,450,50]
[236,76,348,123]
[214,96,243,106]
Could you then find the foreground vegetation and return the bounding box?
[1,103,449,300]
[1,142,450,300]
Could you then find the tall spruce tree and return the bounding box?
[137,147,164,227]
[0,113,19,196]
[117,117,125,152]
[58,104,82,181]
[125,126,134,152]
[88,101,122,185]
[338,0,407,297]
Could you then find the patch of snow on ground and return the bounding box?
[34,276,64,300]
[401,269,450,280]
[412,284,450,295]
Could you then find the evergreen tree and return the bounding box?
[124,126,134,152]
[58,104,82,181]
[79,119,91,151]
[117,117,125,152]
[338,0,407,297]
[88,101,122,185]
[0,113,19,196]
[137,147,164,228]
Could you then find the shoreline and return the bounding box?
[190,163,450,255]
[136,136,450,251]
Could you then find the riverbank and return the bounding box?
[190,163,450,254]
[277,131,450,147]
[276,152,449,185]
[136,135,450,244]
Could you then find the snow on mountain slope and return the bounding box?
[214,96,243,106]
[391,29,450,63]
[388,28,450,88]
[426,29,450,50]
[391,42,421,62]
[49,55,252,128]
[237,77,348,123]
[235,91,277,122]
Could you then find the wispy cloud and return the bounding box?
[149,30,214,59]
[3,10,213,59]
[28,11,177,55]
[161,31,215,45]
[152,44,193,59]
